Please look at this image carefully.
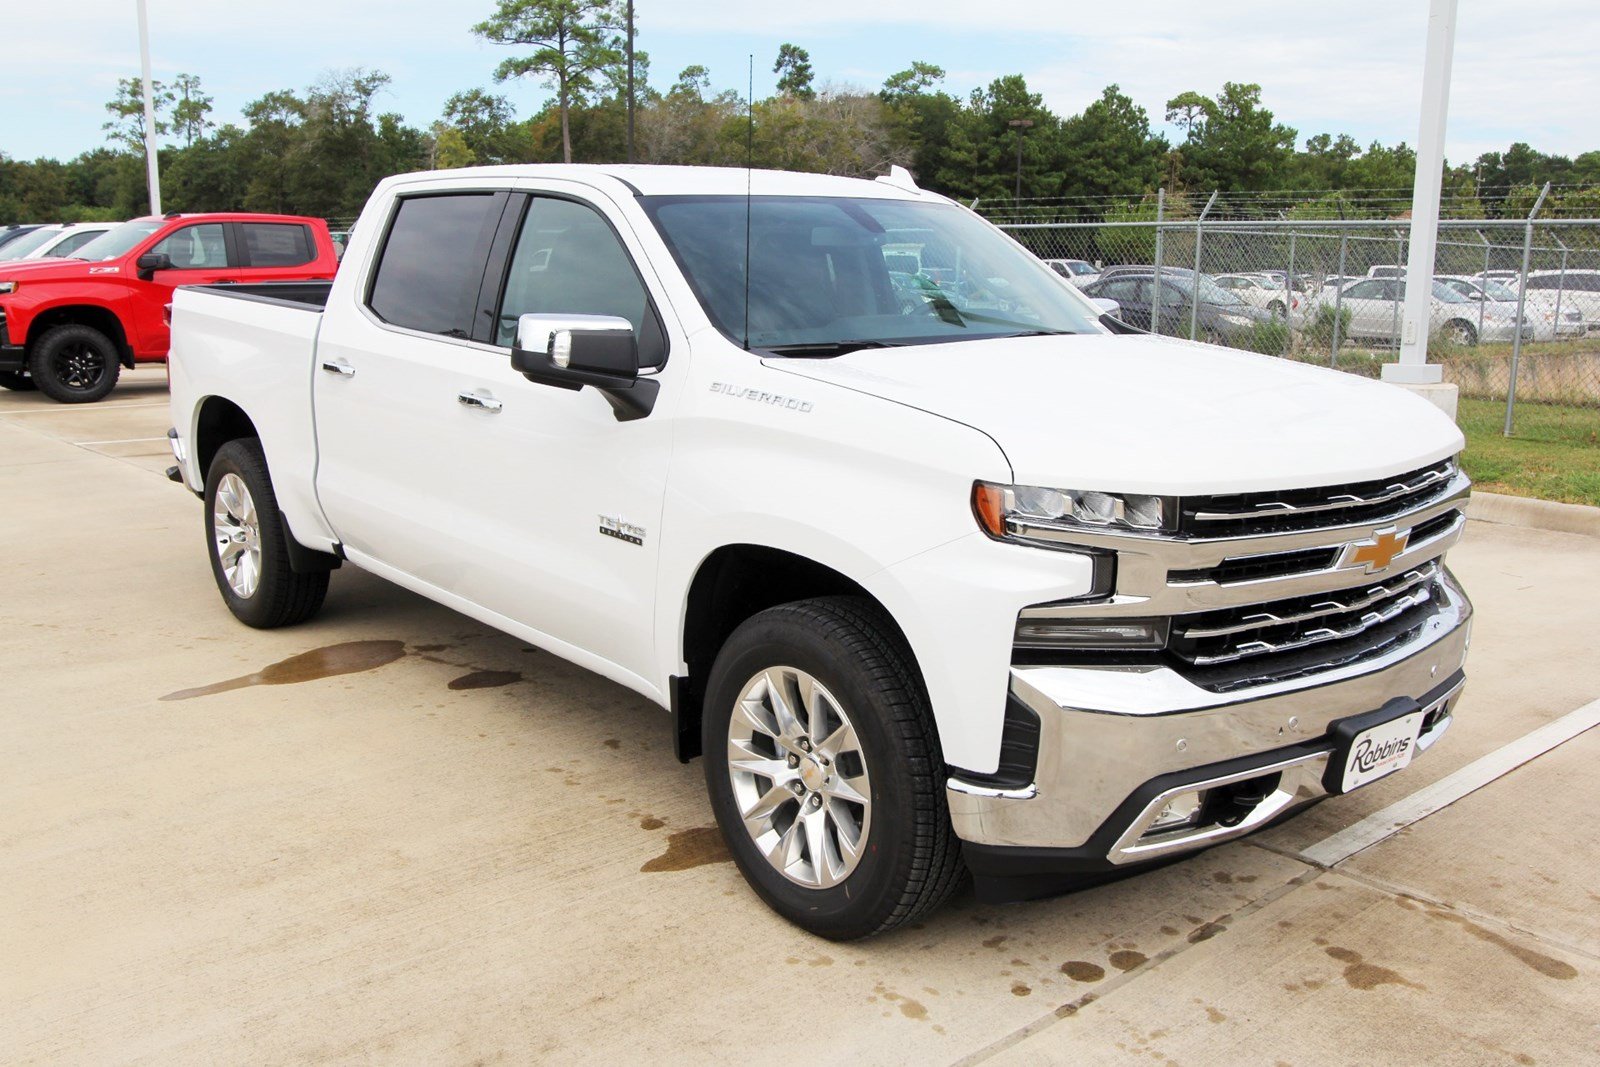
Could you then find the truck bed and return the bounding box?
[186,280,333,310]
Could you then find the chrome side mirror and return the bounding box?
[510,313,657,421]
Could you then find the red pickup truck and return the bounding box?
[0,212,338,402]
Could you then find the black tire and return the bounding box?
[204,438,329,629]
[703,596,963,940]
[28,324,121,403]
[1443,320,1478,346]
[1267,300,1286,318]
[0,370,36,391]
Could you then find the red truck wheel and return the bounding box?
[28,325,121,404]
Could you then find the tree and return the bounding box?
[441,89,520,163]
[881,62,957,184]
[103,77,174,151]
[1057,85,1166,205]
[1163,82,1296,191]
[171,73,214,147]
[773,43,815,100]
[472,0,622,163]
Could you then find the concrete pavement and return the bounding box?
[3,370,1597,1065]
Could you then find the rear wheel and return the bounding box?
[28,325,120,403]
[703,597,963,940]
[0,371,36,391]
[1444,320,1478,346]
[204,438,329,628]
[1267,300,1287,318]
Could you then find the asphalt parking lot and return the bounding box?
[4,370,1599,1065]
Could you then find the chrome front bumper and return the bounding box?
[948,569,1472,862]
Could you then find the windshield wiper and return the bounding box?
[762,339,903,358]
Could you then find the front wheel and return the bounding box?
[1443,320,1478,346]
[703,597,964,940]
[204,438,329,628]
[28,325,121,403]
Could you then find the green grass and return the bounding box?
[1457,397,1600,507]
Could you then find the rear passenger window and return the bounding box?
[368,193,504,337]
[150,223,229,269]
[240,223,313,267]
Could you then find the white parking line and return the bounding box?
[1299,696,1600,867]
[76,437,167,446]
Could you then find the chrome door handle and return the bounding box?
[457,391,503,412]
[320,359,355,377]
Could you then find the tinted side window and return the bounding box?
[1346,280,1383,300]
[497,197,656,360]
[369,194,503,337]
[150,223,229,269]
[241,223,314,267]
[1096,278,1141,304]
[52,230,103,257]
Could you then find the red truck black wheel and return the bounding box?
[28,325,121,404]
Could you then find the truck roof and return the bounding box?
[379,164,939,201]
[123,211,331,225]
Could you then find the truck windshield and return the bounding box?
[69,220,164,262]
[0,227,64,261]
[641,195,1103,352]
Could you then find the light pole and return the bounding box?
[625,0,635,163]
[1008,118,1033,201]
[136,0,162,215]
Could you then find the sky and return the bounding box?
[2,1,1594,169]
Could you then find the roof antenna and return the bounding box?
[742,53,754,352]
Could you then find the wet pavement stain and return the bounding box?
[1188,922,1227,943]
[603,738,622,749]
[1011,982,1032,997]
[1425,909,1578,980]
[1061,961,1106,982]
[639,826,730,872]
[873,983,929,1021]
[1109,950,1148,972]
[411,643,453,652]
[1205,1005,1227,1023]
[161,640,406,700]
[638,816,665,831]
[982,934,1009,949]
[1324,946,1425,991]
[447,670,521,690]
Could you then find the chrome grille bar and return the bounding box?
[1178,562,1440,640]
[1184,583,1435,667]
[1192,464,1453,523]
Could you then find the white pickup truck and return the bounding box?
[167,165,1473,939]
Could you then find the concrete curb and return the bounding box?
[1468,490,1600,539]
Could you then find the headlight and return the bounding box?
[974,481,1173,537]
[0,282,17,296]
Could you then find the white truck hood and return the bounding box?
[766,333,1464,494]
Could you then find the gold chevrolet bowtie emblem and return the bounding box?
[1341,527,1411,573]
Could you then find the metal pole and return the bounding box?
[625,0,635,163]
[1385,0,1457,387]
[1284,232,1297,356]
[1505,182,1550,436]
[136,0,161,215]
[1552,235,1569,340]
[1476,230,1490,341]
[1151,188,1166,335]
[1391,230,1403,350]
[1007,119,1033,201]
[1189,190,1218,340]
[1332,231,1348,366]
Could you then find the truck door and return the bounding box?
[139,222,239,354]
[313,186,676,685]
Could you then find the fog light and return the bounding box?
[1145,790,1206,834]
[1013,615,1167,650]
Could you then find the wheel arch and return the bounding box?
[672,543,921,764]
[193,395,260,493]
[25,304,135,367]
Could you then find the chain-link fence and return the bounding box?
[985,192,1600,436]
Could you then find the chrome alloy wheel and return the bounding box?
[726,667,873,889]
[212,473,262,599]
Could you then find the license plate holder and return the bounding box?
[1323,699,1425,795]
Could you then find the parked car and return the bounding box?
[1080,270,1274,343]
[1366,265,1405,279]
[0,222,120,262]
[1506,270,1600,333]
[1043,258,1099,287]
[0,224,49,254]
[1213,273,1311,320]
[1332,277,1528,345]
[1436,274,1584,341]
[166,163,1472,939]
[1474,269,1520,285]
[1251,269,1317,294]
[0,212,339,401]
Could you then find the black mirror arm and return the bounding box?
[512,347,659,421]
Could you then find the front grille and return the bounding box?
[1168,561,1442,686]
[1181,459,1456,537]
[1172,546,1339,585]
